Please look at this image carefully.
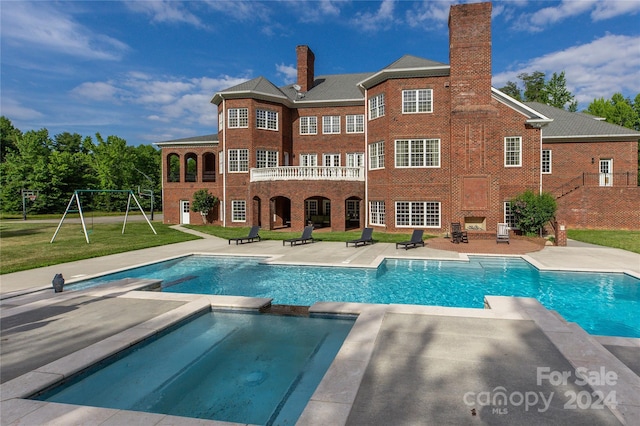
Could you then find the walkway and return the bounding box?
[1,227,639,425]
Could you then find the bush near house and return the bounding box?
[510,190,557,236]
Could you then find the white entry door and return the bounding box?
[599,159,613,187]
[180,200,190,224]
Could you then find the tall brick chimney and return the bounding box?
[448,2,493,110]
[296,45,315,92]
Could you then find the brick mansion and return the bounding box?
[156,2,640,233]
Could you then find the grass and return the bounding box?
[567,229,640,254]
[0,221,199,274]
[184,225,432,244]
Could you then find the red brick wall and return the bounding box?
[542,140,638,193]
[556,186,640,229]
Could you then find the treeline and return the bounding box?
[0,117,161,215]
[500,72,640,131]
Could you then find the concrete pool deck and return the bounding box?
[1,229,639,425]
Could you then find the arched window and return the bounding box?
[167,153,180,182]
[185,153,197,182]
[203,152,216,182]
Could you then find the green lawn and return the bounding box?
[0,221,200,274]
[567,229,640,254]
[184,225,430,245]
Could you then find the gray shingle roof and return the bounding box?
[525,102,640,140]
[283,73,372,103]
[384,54,448,70]
[154,134,218,146]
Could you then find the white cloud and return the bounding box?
[276,63,297,84]
[592,0,640,20]
[124,0,206,28]
[517,0,640,32]
[352,0,397,32]
[71,82,121,102]
[493,34,640,107]
[406,0,454,28]
[0,98,43,121]
[0,2,128,60]
[202,0,271,22]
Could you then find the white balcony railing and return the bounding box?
[250,166,364,182]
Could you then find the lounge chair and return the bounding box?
[396,229,425,250]
[451,222,468,244]
[228,225,261,245]
[346,227,374,247]
[283,225,315,246]
[496,223,510,244]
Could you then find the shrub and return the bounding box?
[510,190,557,236]
[191,189,218,224]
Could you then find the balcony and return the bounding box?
[250,166,365,182]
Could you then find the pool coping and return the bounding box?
[5,251,636,303]
[2,282,639,425]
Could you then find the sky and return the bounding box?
[1,1,639,146]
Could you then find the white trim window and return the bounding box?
[305,199,318,218]
[256,109,278,130]
[395,139,440,168]
[347,152,365,168]
[228,149,249,173]
[228,108,248,128]
[300,116,317,135]
[322,116,340,134]
[231,200,246,222]
[323,153,340,167]
[346,114,364,133]
[395,201,440,228]
[504,201,517,229]
[504,136,522,167]
[369,201,385,225]
[369,93,385,120]
[368,141,385,170]
[218,111,224,131]
[542,149,552,174]
[300,154,317,167]
[402,89,433,113]
[256,149,278,168]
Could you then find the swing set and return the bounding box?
[51,189,157,244]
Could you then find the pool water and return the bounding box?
[72,255,640,338]
[35,311,354,424]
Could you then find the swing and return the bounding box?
[51,189,156,244]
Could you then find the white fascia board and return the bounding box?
[491,87,553,123]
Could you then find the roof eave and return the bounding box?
[211,90,291,107]
[491,87,553,125]
[358,65,450,89]
[542,135,640,143]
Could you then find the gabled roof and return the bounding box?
[154,134,218,147]
[211,54,450,107]
[358,55,450,89]
[525,102,640,142]
[491,88,553,127]
[211,77,288,105]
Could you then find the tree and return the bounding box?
[519,71,547,104]
[545,72,577,111]
[1,116,22,162]
[500,71,577,111]
[499,81,522,101]
[0,129,52,213]
[191,189,218,224]
[510,190,557,237]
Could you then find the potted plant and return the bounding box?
[191,189,218,224]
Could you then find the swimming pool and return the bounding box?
[35,311,354,424]
[72,255,640,338]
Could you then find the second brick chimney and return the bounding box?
[296,45,315,92]
[448,2,493,110]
